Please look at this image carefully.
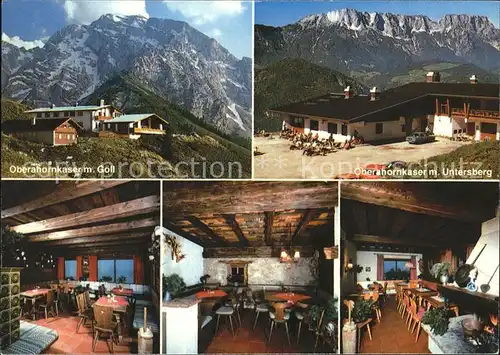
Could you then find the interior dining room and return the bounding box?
[161,181,339,354]
[0,180,161,354]
[340,181,499,354]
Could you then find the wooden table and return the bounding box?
[421,294,459,316]
[20,289,51,320]
[93,296,129,342]
[111,288,134,297]
[410,288,438,307]
[195,290,228,299]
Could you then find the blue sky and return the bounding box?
[1,0,252,58]
[255,1,500,28]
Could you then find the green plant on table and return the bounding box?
[422,307,450,335]
[163,273,186,297]
[352,299,374,323]
[117,276,128,284]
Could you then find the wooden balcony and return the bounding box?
[96,115,113,121]
[133,127,165,135]
[451,108,499,123]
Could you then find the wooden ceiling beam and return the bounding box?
[38,232,150,246]
[352,234,438,248]
[59,239,148,249]
[221,214,249,246]
[163,182,338,216]
[26,217,158,242]
[186,216,230,246]
[292,209,317,243]
[162,222,208,247]
[11,195,160,235]
[342,182,490,222]
[264,211,274,246]
[1,181,127,219]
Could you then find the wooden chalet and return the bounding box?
[162,181,339,354]
[340,182,499,354]
[2,118,83,146]
[0,181,161,354]
[99,114,167,139]
[271,74,499,142]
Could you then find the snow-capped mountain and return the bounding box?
[255,9,500,78]
[2,14,251,136]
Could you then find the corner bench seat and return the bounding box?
[2,321,58,354]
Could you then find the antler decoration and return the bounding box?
[164,234,186,263]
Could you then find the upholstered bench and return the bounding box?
[2,321,58,354]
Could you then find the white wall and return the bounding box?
[433,115,466,137]
[165,304,198,354]
[356,251,423,284]
[163,229,204,287]
[204,257,316,286]
[465,209,499,296]
[354,120,406,142]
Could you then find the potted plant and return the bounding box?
[163,273,186,301]
[117,276,127,284]
[430,262,451,284]
[422,307,450,335]
[352,299,374,324]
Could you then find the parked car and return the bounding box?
[406,132,436,144]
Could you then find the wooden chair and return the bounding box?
[38,290,56,321]
[84,290,95,309]
[268,302,291,346]
[50,285,62,315]
[356,317,372,352]
[76,292,94,334]
[363,292,381,323]
[92,304,118,353]
[409,298,425,342]
[382,282,388,302]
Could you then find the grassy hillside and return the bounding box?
[254,58,367,132]
[412,141,500,179]
[1,90,251,178]
[351,62,499,89]
[1,97,32,120]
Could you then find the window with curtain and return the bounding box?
[383,259,410,280]
[64,260,76,280]
[98,258,134,283]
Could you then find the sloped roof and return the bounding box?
[102,113,167,124]
[25,105,118,113]
[3,118,83,133]
[271,82,499,122]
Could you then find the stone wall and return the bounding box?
[204,257,316,286]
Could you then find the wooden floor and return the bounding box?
[205,309,335,353]
[358,296,431,354]
[28,312,136,354]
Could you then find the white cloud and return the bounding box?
[62,0,149,24]
[164,1,245,25]
[2,33,46,50]
[210,28,223,38]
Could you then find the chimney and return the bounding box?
[370,87,380,101]
[75,101,79,107]
[100,99,105,106]
[470,75,478,84]
[51,103,55,108]
[426,71,440,83]
[344,86,353,99]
